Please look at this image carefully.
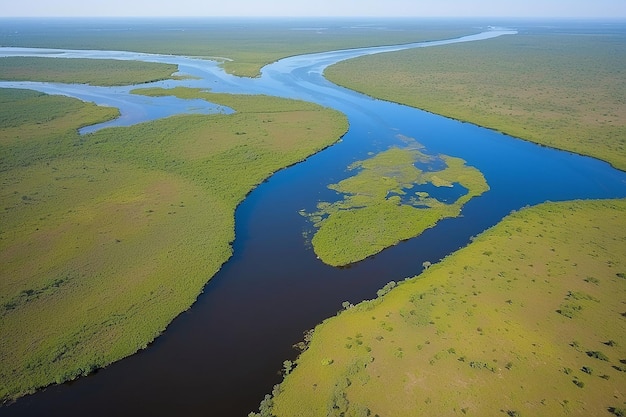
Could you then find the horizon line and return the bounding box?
[2,15,626,20]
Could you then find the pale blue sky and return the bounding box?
[2,0,626,18]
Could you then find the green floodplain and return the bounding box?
[0,73,347,400]
[251,25,626,417]
[0,19,624,416]
[268,199,626,417]
[325,29,626,171]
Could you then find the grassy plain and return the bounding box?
[0,18,475,77]
[0,57,178,86]
[0,87,348,402]
[303,137,488,266]
[325,31,626,171]
[265,199,626,417]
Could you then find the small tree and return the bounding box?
[283,360,293,376]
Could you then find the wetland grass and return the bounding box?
[0,57,179,86]
[0,19,475,77]
[264,199,626,417]
[0,86,348,402]
[325,30,626,171]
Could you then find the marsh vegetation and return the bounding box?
[302,136,488,266]
[326,30,626,170]
[0,57,178,86]
[264,199,626,416]
[0,86,347,402]
[0,18,474,77]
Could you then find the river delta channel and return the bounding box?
[1,27,626,416]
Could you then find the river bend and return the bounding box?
[1,28,625,416]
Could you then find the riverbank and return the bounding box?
[325,26,626,171]
[266,198,626,416]
[0,86,348,402]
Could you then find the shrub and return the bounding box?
[586,351,609,361]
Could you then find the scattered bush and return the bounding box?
[586,351,609,361]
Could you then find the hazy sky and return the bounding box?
[2,0,626,18]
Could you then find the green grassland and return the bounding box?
[0,57,179,86]
[303,137,488,266]
[325,31,626,171]
[0,87,348,402]
[264,199,626,417]
[0,19,474,77]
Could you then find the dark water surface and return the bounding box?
[1,22,626,417]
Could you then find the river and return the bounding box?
[1,26,626,417]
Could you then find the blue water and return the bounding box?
[1,20,625,417]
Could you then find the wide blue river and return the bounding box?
[1,27,625,416]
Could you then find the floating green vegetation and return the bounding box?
[263,199,626,417]
[302,137,488,266]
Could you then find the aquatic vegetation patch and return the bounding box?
[302,137,489,266]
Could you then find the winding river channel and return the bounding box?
[2,28,626,416]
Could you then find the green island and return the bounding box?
[0,85,348,401]
[265,199,626,417]
[302,137,488,266]
[0,56,179,86]
[325,31,626,171]
[252,26,626,417]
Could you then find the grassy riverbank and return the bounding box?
[303,137,488,266]
[0,87,347,402]
[263,199,626,417]
[253,23,626,417]
[325,28,626,171]
[0,18,475,77]
[0,57,178,86]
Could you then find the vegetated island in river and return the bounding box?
[251,22,626,417]
[0,72,348,402]
[302,136,488,266]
